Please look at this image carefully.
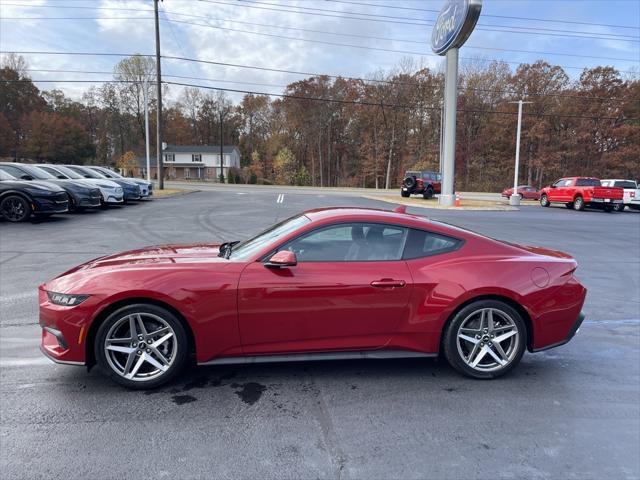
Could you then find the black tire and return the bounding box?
[423,186,434,200]
[442,299,526,379]
[540,194,550,207]
[400,190,410,198]
[613,203,625,212]
[565,202,574,209]
[604,204,614,213]
[94,303,189,389]
[573,196,585,211]
[403,176,416,189]
[67,194,77,213]
[0,195,31,222]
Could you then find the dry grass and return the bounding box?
[151,188,189,198]
[367,195,522,211]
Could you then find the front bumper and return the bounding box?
[32,194,69,214]
[531,311,585,353]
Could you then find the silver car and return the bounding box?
[88,166,153,198]
[37,164,124,205]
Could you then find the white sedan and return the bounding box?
[37,164,124,205]
[88,166,153,198]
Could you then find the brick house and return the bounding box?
[137,145,241,180]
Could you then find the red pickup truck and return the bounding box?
[539,177,624,212]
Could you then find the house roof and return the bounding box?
[163,145,239,154]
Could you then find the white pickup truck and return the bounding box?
[601,179,639,211]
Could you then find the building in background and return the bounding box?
[137,145,241,180]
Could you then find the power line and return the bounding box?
[3,51,630,101]
[196,0,640,42]
[2,76,634,120]
[325,0,640,30]
[2,3,638,61]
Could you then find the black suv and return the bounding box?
[401,171,442,199]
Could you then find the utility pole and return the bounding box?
[143,76,150,182]
[154,0,164,189]
[219,110,224,182]
[508,100,532,206]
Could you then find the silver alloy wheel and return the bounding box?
[104,312,177,382]
[456,308,519,372]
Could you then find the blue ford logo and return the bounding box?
[431,0,482,55]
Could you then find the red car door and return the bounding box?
[237,223,413,354]
[549,179,567,202]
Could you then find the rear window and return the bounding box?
[576,178,601,187]
[402,228,462,259]
[614,181,637,189]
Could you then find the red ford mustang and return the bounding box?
[39,207,586,389]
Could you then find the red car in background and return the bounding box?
[501,185,540,200]
[39,207,586,389]
[539,177,624,211]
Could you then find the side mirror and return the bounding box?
[550,185,556,188]
[20,174,34,180]
[265,250,297,268]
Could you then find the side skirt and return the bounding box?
[198,349,436,366]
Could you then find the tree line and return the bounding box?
[1,54,638,190]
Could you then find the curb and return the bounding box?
[362,195,519,211]
[151,189,200,200]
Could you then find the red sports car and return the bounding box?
[39,207,586,389]
[501,185,540,200]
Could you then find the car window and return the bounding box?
[403,229,462,259]
[614,181,637,189]
[282,223,408,262]
[576,178,601,187]
[552,179,565,187]
[0,165,27,179]
[0,169,16,181]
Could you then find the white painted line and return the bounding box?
[276,193,285,204]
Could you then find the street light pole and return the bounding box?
[439,47,458,207]
[509,100,532,206]
[143,77,150,182]
[153,0,164,189]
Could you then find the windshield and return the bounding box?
[229,214,311,260]
[68,166,104,179]
[21,165,56,180]
[50,165,84,179]
[94,167,121,178]
[0,169,16,181]
[614,181,637,189]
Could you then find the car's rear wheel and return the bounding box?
[0,195,31,222]
[565,202,574,209]
[403,176,416,189]
[423,186,434,200]
[95,304,189,389]
[573,196,585,211]
[443,300,526,379]
[401,190,410,198]
[613,203,625,212]
[540,194,550,207]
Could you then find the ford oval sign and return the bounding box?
[431,0,482,55]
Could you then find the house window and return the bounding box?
[165,153,175,162]
[185,168,190,179]
[192,154,202,162]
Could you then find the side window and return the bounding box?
[282,223,408,262]
[552,179,565,187]
[0,165,25,178]
[402,229,462,260]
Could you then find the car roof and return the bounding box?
[303,207,433,228]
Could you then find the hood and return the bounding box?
[25,180,66,192]
[128,178,152,187]
[57,243,225,276]
[48,178,94,191]
[80,178,122,189]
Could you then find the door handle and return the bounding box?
[370,279,406,288]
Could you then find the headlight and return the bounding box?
[47,291,90,306]
[116,187,123,194]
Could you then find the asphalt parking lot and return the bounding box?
[1,187,639,479]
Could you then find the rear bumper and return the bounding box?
[531,311,585,353]
[589,198,623,204]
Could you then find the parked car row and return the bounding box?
[0,162,153,222]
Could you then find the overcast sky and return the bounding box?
[1,0,638,102]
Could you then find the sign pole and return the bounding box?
[440,48,459,207]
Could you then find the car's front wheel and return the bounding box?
[540,194,550,207]
[0,195,31,222]
[423,187,434,199]
[401,190,410,198]
[443,300,526,379]
[95,303,189,389]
